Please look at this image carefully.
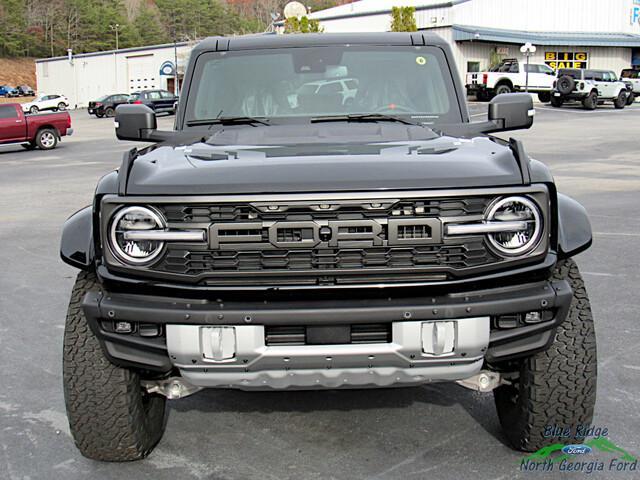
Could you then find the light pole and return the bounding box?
[110,24,120,92]
[520,42,536,93]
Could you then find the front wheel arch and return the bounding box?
[557,193,592,258]
[60,206,95,269]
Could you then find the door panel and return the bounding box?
[0,105,26,143]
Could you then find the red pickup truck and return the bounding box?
[0,103,73,150]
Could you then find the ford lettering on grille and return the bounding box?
[209,218,442,250]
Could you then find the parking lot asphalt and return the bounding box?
[1,104,639,480]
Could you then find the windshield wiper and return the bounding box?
[186,116,270,127]
[310,113,418,126]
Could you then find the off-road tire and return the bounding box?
[614,91,627,109]
[104,107,115,117]
[582,92,597,110]
[550,95,564,108]
[63,271,166,461]
[95,112,104,118]
[493,258,597,452]
[477,90,491,102]
[556,75,575,95]
[626,92,635,106]
[537,92,551,103]
[495,84,512,95]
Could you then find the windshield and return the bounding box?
[185,45,460,125]
[621,69,638,79]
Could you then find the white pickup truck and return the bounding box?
[466,59,556,102]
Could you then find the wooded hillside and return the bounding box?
[0,0,351,59]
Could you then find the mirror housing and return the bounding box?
[487,93,534,132]
[114,104,176,142]
[115,104,157,141]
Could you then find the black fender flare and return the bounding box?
[60,206,94,269]
[556,193,592,258]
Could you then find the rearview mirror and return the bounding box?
[487,93,534,132]
[114,104,175,142]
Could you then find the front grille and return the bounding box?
[106,192,545,285]
[265,324,392,346]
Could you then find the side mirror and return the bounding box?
[115,104,157,141]
[487,93,534,132]
[115,104,174,142]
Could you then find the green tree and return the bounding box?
[133,6,169,46]
[284,16,322,33]
[390,6,417,32]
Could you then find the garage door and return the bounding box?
[127,54,157,92]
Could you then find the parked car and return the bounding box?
[0,85,19,98]
[16,85,35,96]
[88,94,130,118]
[0,103,72,150]
[551,68,629,110]
[466,59,556,102]
[22,94,70,114]
[298,78,359,106]
[620,68,639,104]
[128,90,177,114]
[62,32,596,462]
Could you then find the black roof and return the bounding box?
[192,32,448,54]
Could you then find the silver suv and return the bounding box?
[551,68,629,110]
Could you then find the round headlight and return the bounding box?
[486,196,542,255]
[109,206,166,265]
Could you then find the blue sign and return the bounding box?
[562,445,593,456]
[160,61,175,76]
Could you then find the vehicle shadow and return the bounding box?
[169,381,509,448]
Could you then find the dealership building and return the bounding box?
[308,0,640,82]
[36,0,640,107]
[35,42,192,108]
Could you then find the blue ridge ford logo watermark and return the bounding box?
[562,444,593,455]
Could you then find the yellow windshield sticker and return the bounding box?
[416,56,426,65]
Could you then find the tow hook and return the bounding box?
[456,370,504,392]
[142,377,203,399]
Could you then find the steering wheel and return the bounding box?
[374,103,414,113]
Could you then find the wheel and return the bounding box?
[58,102,67,111]
[95,112,105,118]
[582,92,598,110]
[477,90,491,102]
[104,107,115,117]
[495,84,512,96]
[29,105,39,115]
[550,95,564,108]
[63,271,166,461]
[35,128,58,150]
[493,258,597,452]
[556,75,576,95]
[614,91,627,109]
[626,92,635,106]
[537,92,551,103]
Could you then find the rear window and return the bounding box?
[558,69,582,79]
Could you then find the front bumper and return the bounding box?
[82,277,572,388]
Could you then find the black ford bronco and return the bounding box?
[61,33,596,461]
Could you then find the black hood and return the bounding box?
[124,124,524,195]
